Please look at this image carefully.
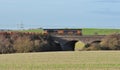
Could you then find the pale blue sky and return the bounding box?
[0,0,120,29]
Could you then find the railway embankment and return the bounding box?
[0,32,120,54]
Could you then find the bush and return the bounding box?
[0,36,14,54]
[0,32,63,54]
[13,36,34,53]
[34,40,62,52]
[84,43,101,51]
[33,40,51,52]
[100,34,120,50]
[75,41,85,51]
[33,40,41,52]
[38,41,51,51]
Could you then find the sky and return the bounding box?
[0,0,120,29]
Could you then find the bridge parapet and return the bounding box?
[51,35,105,51]
[52,35,105,44]
[50,34,120,51]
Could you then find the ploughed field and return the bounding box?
[0,51,120,70]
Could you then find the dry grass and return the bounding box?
[0,51,120,70]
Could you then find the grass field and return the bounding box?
[17,29,44,33]
[82,28,120,35]
[0,51,120,70]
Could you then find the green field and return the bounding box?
[82,28,120,35]
[0,51,120,70]
[17,29,44,33]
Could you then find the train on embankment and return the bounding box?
[43,29,82,35]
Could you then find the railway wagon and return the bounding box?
[43,29,82,35]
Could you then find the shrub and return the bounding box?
[33,40,43,52]
[38,41,51,51]
[35,40,62,52]
[84,43,101,51]
[13,36,34,53]
[0,32,62,53]
[75,41,85,51]
[100,34,120,50]
[0,36,14,54]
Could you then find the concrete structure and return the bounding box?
[51,35,105,51]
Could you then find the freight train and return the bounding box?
[43,29,82,35]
